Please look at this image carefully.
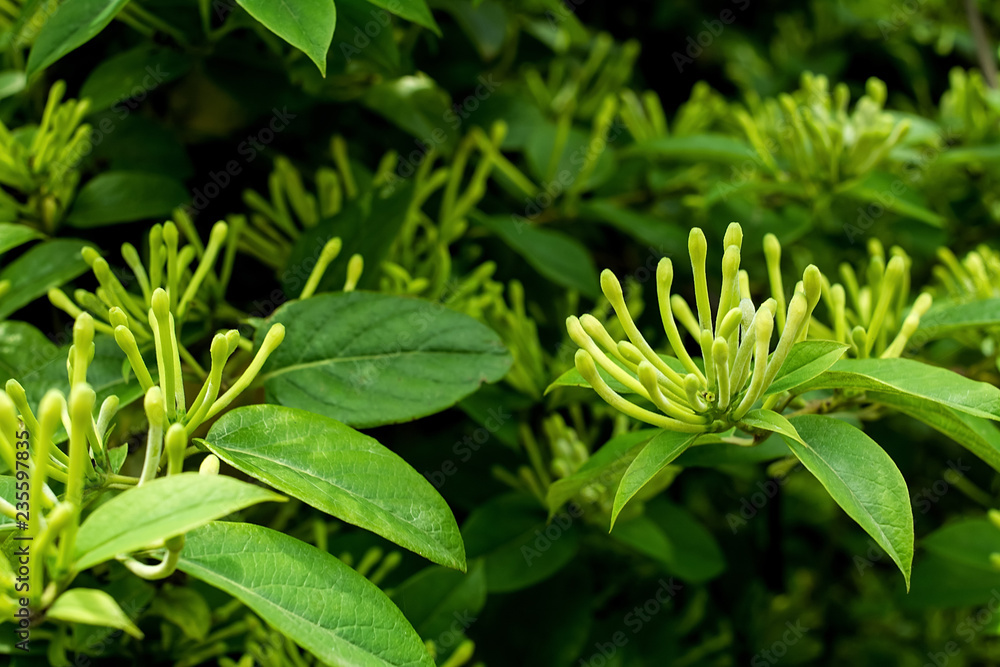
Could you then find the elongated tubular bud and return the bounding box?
[48,288,84,320]
[762,293,809,390]
[163,222,181,313]
[733,310,775,419]
[850,326,867,357]
[165,424,186,476]
[4,380,39,438]
[108,306,129,330]
[568,317,650,397]
[637,362,705,422]
[670,294,701,339]
[121,243,152,302]
[830,284,847,344]
[205,324,285,421]
[185,333,231,433]
[28,392,61,546]
[865,255,904,356]
[150,290,182,418]
[763,234,786,333]
[71,314,95,386]
[114,326,155,392]
[580,314,633,366]
[0,391,19,473]
[344,254,364,292]
[717,246,741,333]
[300,237,343,300]
[797,265,823,342]
[178,222,228,318]
[575,351,707,433]
[688,229,713,336]
[882,292,933,358]
[739,270,751,300]
[730,299,775,395]
[718,307,743,342]
[712,337,732,410]
[840,263,862,319]
[66,384,95,505]
[148,224,165,290]
[684,374,709,412]
[656,259,705,381]
[620,343,693,408]
[701,329,716,391]
[139,387,165,485]
[93,256,146,322]
[601,270,686,389]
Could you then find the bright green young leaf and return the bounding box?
[611,430,700,528]
[178,521,434,667]
[868,391,1000,473]
[205,405,466,571]
[391,560,487,639]
[0,223,43,257]
[25,0,132,77]
[366,0,440,34]
[796,358,1000,421]
[45,588,143,638]
[463,493,579,593]
[73,473,284,571]
[476,215,600,297]
[783,415,913,588]
[764,340,849,395]
[236,0,336,76]
[915,299,1000,340]
[66,171,188,227]
[0,239,93,320]
[738,409,805,444]
[260,292,512,428]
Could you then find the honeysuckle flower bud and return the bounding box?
[139,386,166,485]
[763,233,786,332]
[344,254,364,292]
[200,454,221,475]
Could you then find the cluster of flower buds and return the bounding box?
[771,237,933,358]
[940,68,1000,145]
[567,224,823,432]
[934,244,1000,302]
[0,81,91,231]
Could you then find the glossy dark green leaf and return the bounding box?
[362,75,459,152]
[366,0,439,34]
[66,172,188,227]
[260,292,512,428]
[840,171,945,227]
[0,239,92,320]
[764,340,849,395]
[80,44,193,112]
[0,321,56,385]
[74,473,284,571]
[0,223,43,257]
[783,415,913,588]
[236,0,336,76]
[179,521,434,667]
[611,430,699,528]
[205,405,466,570]
[647,498,725,583]
[477,215,599,297]
[25,0,132,77]
[796,358,1000,421]
[391,560,486,639]
[576,199,687,251]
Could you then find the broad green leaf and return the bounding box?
[764,340,849,395]
[646,499,725,583]
[147,586,212,641]
[674,436,790,467]
[463,494,579,593]
[915,299,1000,340]
[391,560,486,639]
[545,429,658,515]
[205,405,466,571]
[611,430,699,528]
[625,134,756,163]
[80,44,193,112]
[908,552,1000,608]
[738,409,805,444]
[0,71,25,100]
[25,0,132,77]
[524,123,615,191]
[840,171,945,227]
[577,199,687,251]
[236,0,336,76]
[783,415,913,588]
[0,239,92,320]
[260,292,512,428]
[66,172,188,227]
[868,391,1000,473]
[73,473,284,571]
[477,214,599,297]
[330,0,401,73]
[0,321,56,385]
[366,0,439,34]
[796,358,1000,421]
[178,521,433,667]
[45,588,143,638]
[362,74,459,152]
[0,223,43,257]
[922,518,1000,572]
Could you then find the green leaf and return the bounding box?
[674,436,791,467]
[476,214,599,297]
[260,292,512,428]
[0,71,26,100]
[840,171,945,227]
[796,358,1000,421]
[79,44,193,112]
[610,430,699,528]
[205,405,466,571]
[178,521,433,667]
[236,0,336,76]
[73,473,284,571]
[915,299,1000,340]
[645,499,725,583]
[545,429,658,515]
[0,223,43,257]
[66,172,188,227]
[463,494,579,593]
[0,239,93,320]
[783,415,913,588]
[0,321,57,385]
[738,409,805,444]
[576,199,688,251]
[922,518,1000,572]
[523,123,616,191]
[147,586,212,641]
[46,588,143,638]
[25,0,132,77]
[764,340,849,395]
[625,134,757,163]
[391,560,486,639]
[366,0,439,34]
[362,74,459,152]
[868,391,1000,473]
